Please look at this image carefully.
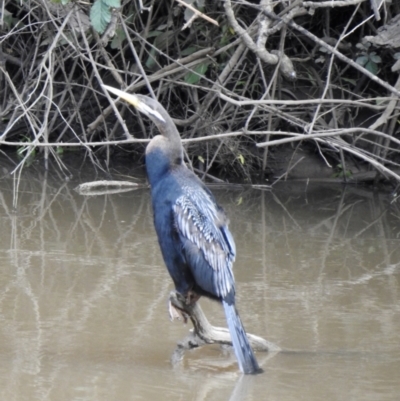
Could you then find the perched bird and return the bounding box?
[103,85,261,374]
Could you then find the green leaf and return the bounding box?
[365,60,378,75]
[198,155,205,163]
[341,77,357,85]
[103,0,121,6]
[369,53,382,64]
[181,46,198,56]
[17,146,25,157]
[356,55,368,66]
[156,24,169,30]
[2,9,20,29]
[154,30,175,49]
[110,27,126,49]
[90,0,112,34]
[146,30,163,38]
[3,14,15,28]
[184,62,209,84]
[235,80,246,87]
[145,48,158,70]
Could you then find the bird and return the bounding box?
[103,85,261,375]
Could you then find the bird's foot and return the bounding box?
[168,299,188,324]
[168,290,200,324]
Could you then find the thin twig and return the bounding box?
[240,1,400,98]
[219,92,392,110]
[175,0,219,27]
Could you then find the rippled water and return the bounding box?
[0,166,399,400]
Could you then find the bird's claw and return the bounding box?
[168,300,188,324]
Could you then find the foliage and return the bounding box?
[90,0,121,33]
[333,164,353,179]
[1,0,400,184]
[355,43,382,75]
[184,61,210,84]
[50,0,121,33]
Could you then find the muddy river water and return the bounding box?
[0,168,399,401]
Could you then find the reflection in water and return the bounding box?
[0,169,399,401]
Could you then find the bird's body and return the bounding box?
[103,86,260,375]
[148,159,234,302]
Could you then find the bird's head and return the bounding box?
[102,85,183,168]
[102,85,166,123]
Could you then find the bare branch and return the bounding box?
[224,0,279,65]
[169,291,280,352]
[175,0,219,28]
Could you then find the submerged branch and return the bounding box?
[169,291,280,352]
[75,180,140,196]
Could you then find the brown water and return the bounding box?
[0,169,399,401]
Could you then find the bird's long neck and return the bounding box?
[152,112,183,160]
[145,104,184,187]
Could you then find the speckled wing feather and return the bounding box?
[173,187,236,299]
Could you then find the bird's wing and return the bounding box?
[173,189,236,299]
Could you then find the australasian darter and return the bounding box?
[103,85,261,375]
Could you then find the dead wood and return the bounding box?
[1,0,400,185]
[169,291,280,354]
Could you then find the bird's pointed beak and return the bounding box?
[102,85,165,122]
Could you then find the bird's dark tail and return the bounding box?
[222,300,261,374]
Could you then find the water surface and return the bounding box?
[0,169,399,400]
